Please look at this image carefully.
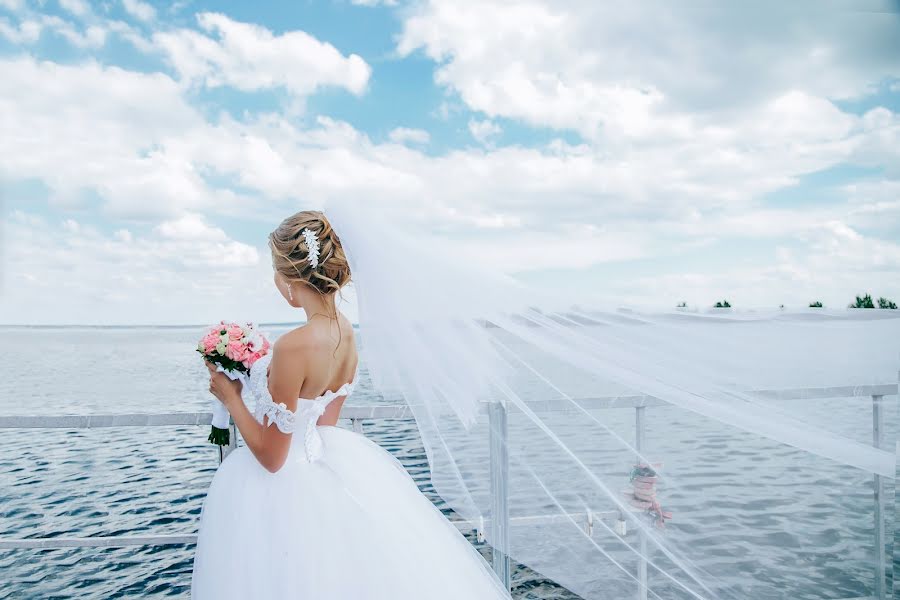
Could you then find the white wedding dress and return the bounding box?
[191,351,513,599]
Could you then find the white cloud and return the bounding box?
[122,0,155,22]
[460,224,650,271]
[468,118,501,145]
[843,180,900,229]
[105,18,155,53]
[113,228,133,242]
[61,23,105,48]
[390,0,900,255]
[600,221,900,310]
[397,0,900,143]
[388,127,430,145]
[0,10,150,50]
[0,211,261,325]
[0,0,898,324]
[0,0,24,11]
[59,0,90,18]
[802,220,900,273]
[3,52,896,237]
[39,14,106,48]
[850,107,900,175]
[0,56,212,220]
[0,17,41,43]
[153,12,371,99]
[351,0,397,5]
[154,213,228,241]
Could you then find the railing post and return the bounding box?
[874,395,887,600]
[635,405,649,600]
[489,400,511,590]
[894,440,899,600]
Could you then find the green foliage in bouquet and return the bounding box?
[208,423,230,446]
[196,346,250,375]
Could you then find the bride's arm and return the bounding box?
[209,337,307,473]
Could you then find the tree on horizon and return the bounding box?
[850,294,875,308]
[809,301,823,308]
[878,297,898,309]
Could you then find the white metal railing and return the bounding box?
[0,383,896,600]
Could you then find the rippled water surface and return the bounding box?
[0,326,896,599]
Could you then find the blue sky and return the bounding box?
[1,0,899,324]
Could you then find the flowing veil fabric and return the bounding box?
[323,197,900,599]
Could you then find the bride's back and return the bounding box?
[283,312,357,425]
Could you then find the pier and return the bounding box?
[1,383,896,599]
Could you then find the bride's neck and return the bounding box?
[301,294,337,320]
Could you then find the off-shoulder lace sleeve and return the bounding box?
[248,354,297,434]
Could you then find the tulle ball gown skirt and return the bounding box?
[190,426,512,599]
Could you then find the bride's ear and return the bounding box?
[274,272,294,306]
[288,286,302,308]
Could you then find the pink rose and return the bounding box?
[227,325,243,340]
[244,351,263,367]
[203,334,218,354]
[226,340,246,361]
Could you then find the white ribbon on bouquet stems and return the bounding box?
[209,366,251,430]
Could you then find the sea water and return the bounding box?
[0,325,895,599]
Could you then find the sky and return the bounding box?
[1,0,899,325]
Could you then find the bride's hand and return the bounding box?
[205,361,243,406]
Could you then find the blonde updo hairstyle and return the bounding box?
[269,210,351,351]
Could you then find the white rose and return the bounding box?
[216,342,227,354]
[251,334,263,349]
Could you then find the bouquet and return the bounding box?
[196,321,271,446]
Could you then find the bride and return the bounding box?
[191,209,513,599]
[191,199,900,600]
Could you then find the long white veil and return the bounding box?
[323,197,900,599]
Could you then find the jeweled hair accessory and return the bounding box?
[302,228,320,269]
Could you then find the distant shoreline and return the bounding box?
[4,305,899,329]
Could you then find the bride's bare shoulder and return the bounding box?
[274,324,319,354]
[338,313,356,344]
[278,315,355,354]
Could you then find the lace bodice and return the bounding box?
[247,352,358,463]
